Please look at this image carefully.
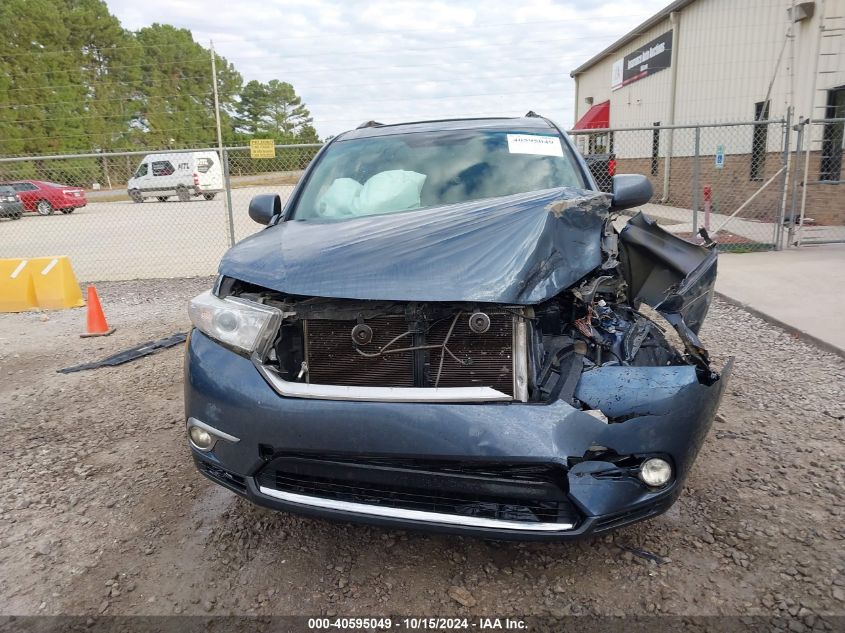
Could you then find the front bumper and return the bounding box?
[185,330,731,540]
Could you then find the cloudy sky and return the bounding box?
[109,0,669,138]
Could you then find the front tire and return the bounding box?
[129,189,143,203]
[36,200,54,215]
[202,193,217,201]
[176,185,191,202]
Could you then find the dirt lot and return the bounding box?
[0,278,843,626]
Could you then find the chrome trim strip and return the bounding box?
[255,364,512,403]
[512,313,529,403]
[257,485,576,532]
[186,417,241,443]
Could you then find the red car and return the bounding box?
[0,180,87,215]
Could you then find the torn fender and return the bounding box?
[219,187,611,304]
[620,212,718,366]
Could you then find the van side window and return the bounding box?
[152,161,175,177]
[196,157,214,174]
[134,163,148,178]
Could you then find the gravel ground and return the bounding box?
[0,278,843,626]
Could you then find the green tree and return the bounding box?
[264,80,315,141]
[236,80,271,135]
[234,79,318,143]
[134,24,242,148]
[0,0,319,162]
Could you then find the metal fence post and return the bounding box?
[222,147,236,247]
[692,126,701,234]
[774,110,792,250]
[787,119,805,247]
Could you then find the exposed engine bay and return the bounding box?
[217,210,721,411]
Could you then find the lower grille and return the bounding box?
[195,459,247,493]
[256,456,579,527]
[304,311,517,396]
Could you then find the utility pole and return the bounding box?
[211,40,236,247]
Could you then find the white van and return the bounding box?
[127,151,224,203]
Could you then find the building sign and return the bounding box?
[249,139,276,159]
[715,145,725,169]
[611,31,673,91]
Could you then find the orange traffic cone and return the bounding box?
[81,285,116,337]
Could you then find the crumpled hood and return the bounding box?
[219,187,611,304]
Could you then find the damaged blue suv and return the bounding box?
[185,115,731,540]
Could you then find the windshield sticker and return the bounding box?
[506,134,563,157]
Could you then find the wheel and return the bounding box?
[129,189,143,203]
[61,208,75,214]
[156,196,168,202]
[176,185,191,202]
[202,193,216,201]
[11,212,22,220]
[35,199,54,215]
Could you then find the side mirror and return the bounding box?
[610,174,653,211]
[248,194,282,225]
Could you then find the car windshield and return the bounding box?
[291,128,587,221]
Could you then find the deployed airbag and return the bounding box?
[315,170,426,218]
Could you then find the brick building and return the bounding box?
[569,0,844,227]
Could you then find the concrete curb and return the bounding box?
[714,291,845,360]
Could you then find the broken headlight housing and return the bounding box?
[189,290,281,355]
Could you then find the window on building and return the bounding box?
[651,122,660,176]
[750,101,769,181]
[820,86,845,182]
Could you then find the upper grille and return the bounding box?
[426,312,513,394]
[305,317,414,387]
[303,311,516,396]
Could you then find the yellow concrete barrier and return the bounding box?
[0,259,38,312]
[0,256,85,312]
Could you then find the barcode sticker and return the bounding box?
[506,134,563,157]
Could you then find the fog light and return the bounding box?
[188,425,215,451]
[639,458,672,487]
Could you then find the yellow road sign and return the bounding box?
[250,139,276,159]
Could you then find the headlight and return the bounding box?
[188,290,281,355]
[639,458,673,487]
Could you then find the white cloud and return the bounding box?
[107,0,669,137]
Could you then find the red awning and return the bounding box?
[572,100,610,130]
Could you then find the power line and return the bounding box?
[0,12,655,59]
[0,68,578,112]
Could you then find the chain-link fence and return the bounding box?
[2,120,843,282]
[569,120,795,252]
[0,144,320,281]
[789,117,845,246]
